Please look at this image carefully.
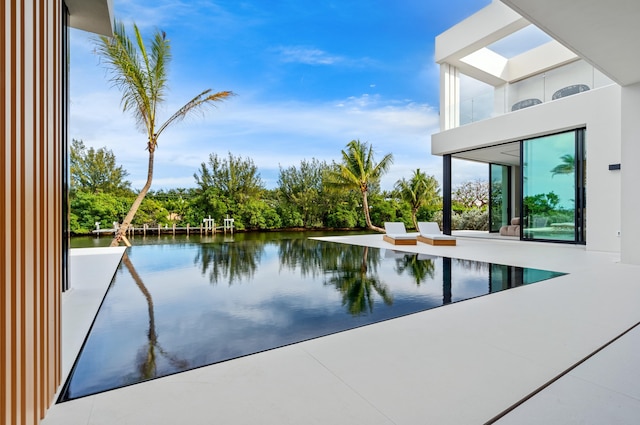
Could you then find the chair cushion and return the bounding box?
[384,222,408,235]
[418,222,456,240]
[422,234,456,240]
[387,234,415,240]
[417,222,441,235]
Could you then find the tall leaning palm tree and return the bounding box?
[97,21,234,247]
[327,139,393,232]
[394,168,440,230]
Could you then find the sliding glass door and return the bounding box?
[489,164,511,233]
[522,129,585,243]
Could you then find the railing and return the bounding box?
[456,60,615,127]
[460,89,494,126]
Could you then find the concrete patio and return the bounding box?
[43,235,640,424]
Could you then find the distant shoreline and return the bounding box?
[71,226,378,237]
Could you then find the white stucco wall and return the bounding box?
[620,83,640,264]
[432,85,622,253]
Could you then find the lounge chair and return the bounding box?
[552,84,590,100]
[383,222,417,245]
[511,98,542,111]
[417,222,456,246]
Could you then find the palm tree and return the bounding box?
[327,140,393,232]
[394,169,439,230]
[97,21,234,247]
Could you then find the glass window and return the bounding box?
[522,131,577,242]
[490,164,510,232]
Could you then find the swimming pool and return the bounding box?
[59,238,565,401]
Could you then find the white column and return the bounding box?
[620,83,640,264]
[439,63,460,131]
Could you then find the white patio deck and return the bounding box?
[43,235,640,424]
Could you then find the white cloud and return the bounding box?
[275,46,344,65]
[70,84,450,190]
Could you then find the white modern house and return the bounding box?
[432,0,640,265]
[3,1,639,424]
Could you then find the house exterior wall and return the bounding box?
[497,1,640,262]
[620,83,640,264]
[433,85,622,253]
[1,1,63,424]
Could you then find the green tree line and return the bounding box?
[69,139,491,235]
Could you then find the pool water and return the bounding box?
[59,238,565,401]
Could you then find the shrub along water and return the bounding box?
[70,139,490,235]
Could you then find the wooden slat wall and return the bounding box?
[1,1,63,424]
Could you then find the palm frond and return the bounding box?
[372,152,394,178]
[155,89,234,141]
[149,27,170,122]
[97,20,152,132]
[132,23,155,131]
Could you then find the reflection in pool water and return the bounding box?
[59,239,565,401]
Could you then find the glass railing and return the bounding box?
[454,60,615,127]
[459,89,494,126]
[506,60,613,112]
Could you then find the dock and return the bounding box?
[92,217,235,236]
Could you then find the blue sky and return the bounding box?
[70,0,491,191]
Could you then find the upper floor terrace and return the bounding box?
[458,59,615,126]
[436,1,615,130]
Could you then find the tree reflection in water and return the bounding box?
[122,253,188,382]
[454,258,490,274]
[277,237,348,278]
[323,245,393,316]
[394,254,436,286]
[194,241,264,285]
[279,239,394,315]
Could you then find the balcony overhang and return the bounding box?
[435,1,578,87]
[67,0,114,37]
[501,0,640,87]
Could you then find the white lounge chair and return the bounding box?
[417,222,456,246]
[383,222,417,245]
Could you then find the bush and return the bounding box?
[70,191,130,234]
[456,208,488,230]
[235,199,282,230]
[276,205,304,228]
[133,198,170,227]
[431,208,489,231]
[369,202,397,227]
[326,207,359,228]
[262,207,283,229]
[416,204,439,223]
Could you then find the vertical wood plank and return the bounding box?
[1,0,62,423]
